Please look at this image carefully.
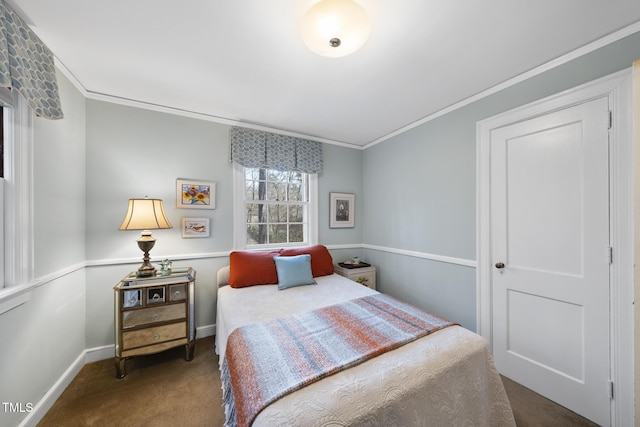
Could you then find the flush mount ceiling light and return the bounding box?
[301,0,371,58]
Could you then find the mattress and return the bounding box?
[216,271,515,426]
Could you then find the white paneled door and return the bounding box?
[490,97,611,425]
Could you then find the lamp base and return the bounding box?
[136,231,157,277]
[136,263,156,278]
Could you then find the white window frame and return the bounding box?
[0,88,36,314]
[233,163,318,250]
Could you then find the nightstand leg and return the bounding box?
[185,340,196,361]
[114,357,127,379]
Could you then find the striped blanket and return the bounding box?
[221,293,456,427]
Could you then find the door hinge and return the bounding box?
[607,110,613,129]
[606,246,613,264]
[608,380,614,399]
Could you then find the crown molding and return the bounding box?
[364,20,640,149]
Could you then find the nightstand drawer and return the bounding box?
[122,303,186,329]
[122,322,186,350]
[169,284,187,301]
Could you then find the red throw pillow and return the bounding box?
[280,245,334,277]
[228,250,281,288]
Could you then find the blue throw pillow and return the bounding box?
[274,254,317,290]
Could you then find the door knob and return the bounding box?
[495,262,505,269]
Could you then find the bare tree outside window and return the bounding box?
[245,168,308,245]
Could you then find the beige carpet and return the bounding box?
[38,336,224,427]
[38,336,598,427]
[501,376,599,427]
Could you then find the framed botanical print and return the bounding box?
[176,179,215,209]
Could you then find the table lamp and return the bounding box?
[119,197,173,277]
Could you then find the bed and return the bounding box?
[215,246,515,427]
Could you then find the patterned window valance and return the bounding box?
[0,0,63,119]
[230,126,323,174]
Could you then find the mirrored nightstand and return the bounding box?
[113,267,196,378]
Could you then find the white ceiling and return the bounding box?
[8,0,640,147]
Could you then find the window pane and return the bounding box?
[247,223,267,244]
[268,170,287,183]
[289,204,303,222]
[269,204,287,223]
[289,224,303,242]
[245,168,261,181]
[245,181,261,201]
[243,167,309,247]
[267,182,286,201]
[246,203,266,223]
[288,183,302,201]
[289,172,302,183]
[269,224,288,244]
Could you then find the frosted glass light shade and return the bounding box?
[301,0,370,58]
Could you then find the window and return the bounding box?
[234,165,318,249]
[0,105,4,286]
[0,105,4,178]
[0,87,34,290]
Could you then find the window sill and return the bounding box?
[0,282,39,315]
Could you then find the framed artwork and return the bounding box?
[176,179,216,209]
[330,192,355,228]
[181,217,211,238]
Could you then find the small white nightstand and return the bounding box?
[334,264,376,290]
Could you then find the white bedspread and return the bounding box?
[216,273,515,426]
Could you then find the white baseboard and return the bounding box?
[81,324,216,362]
[196,323,216,339]
[18,351,85,427]
[19,323,217,427]
[85,344,114,363]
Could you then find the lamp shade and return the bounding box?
[301,0,370,58]
[119,198,172,231]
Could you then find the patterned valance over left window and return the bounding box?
[230,126,323,174]
[0,0,63,119]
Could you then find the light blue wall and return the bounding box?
[2,70,363,426]
[85,102,234,261]
[318,143,365,263]
[83,101,363,348]
[83,102,240,348]
[4,25,640,427]
[85,102,363,261]
[0,71,87,427]
[34,74,87,276]
[363,30,640,330]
